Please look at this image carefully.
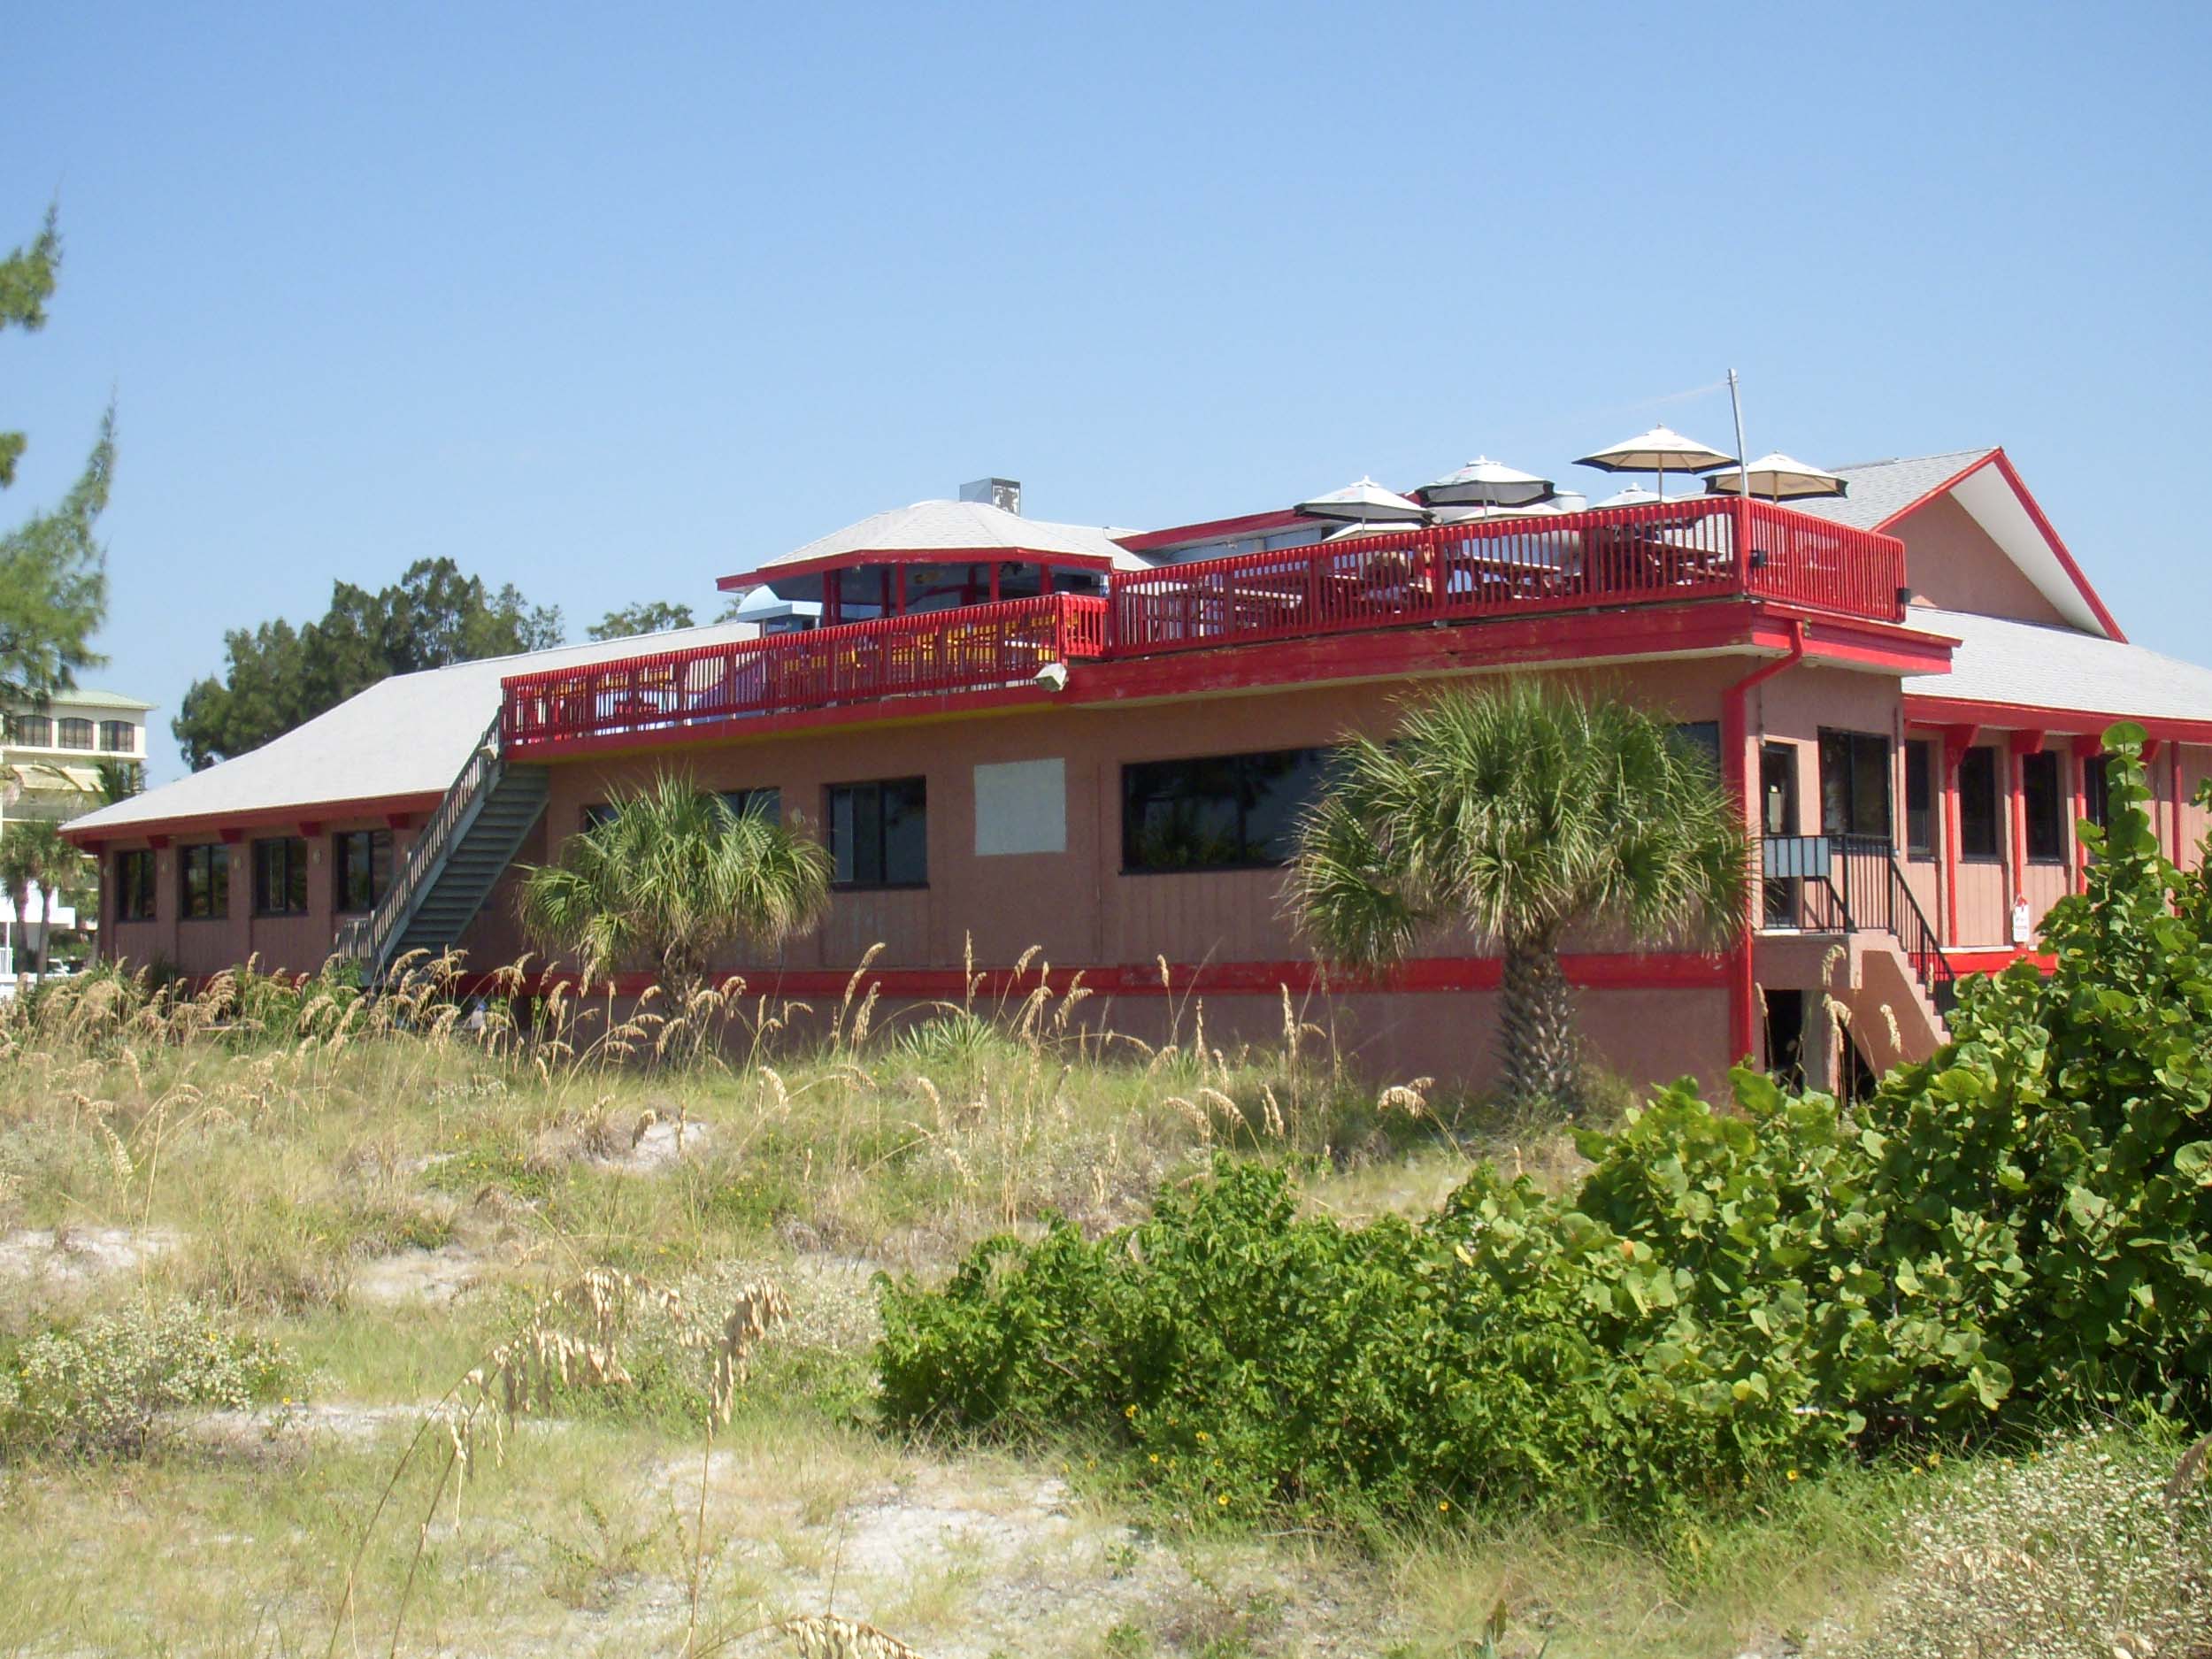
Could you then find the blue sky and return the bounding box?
[9,1,2210,781]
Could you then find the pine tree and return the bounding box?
[0,208,112,706]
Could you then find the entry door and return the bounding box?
[1761,742,1800,926]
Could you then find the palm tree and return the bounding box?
[1288,680,1749,1113]
[0,818,81,980]
[0,821,33,984]
[519,775,832,1002]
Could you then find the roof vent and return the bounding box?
[960,477,1021,515]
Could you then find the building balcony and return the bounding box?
[501,498,1905,753]
[1109,497,1903,653]
[502,592,1110,751]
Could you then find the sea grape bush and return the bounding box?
[875,727,2212,1522]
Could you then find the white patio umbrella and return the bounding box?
[1576,425,1735,503]
[1433,499,1570,524]
[1417,456,1556,511]
[1322,517,1425,542]
[1702,451,1847,504]
[1294,476,1428,529]
[1589,484,1689,509]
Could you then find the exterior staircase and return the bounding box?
[333,712,549,983]
[1759,833,1958,1066]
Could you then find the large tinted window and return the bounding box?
[2022,750,2066,862]
[828,778,927,887]
[251,837,310,916]
[57,718,94,750]
[1903,739,1935,856]
[1673,721,1721,772]
[720,787,782,825]
[335,829,393,913]
[115,850,157,921]
[6,714,51,746]
[1958,747,2001,859]
[180,844,230,919]
[1818,729,1891,840]
[1122,748,1331,872]
[2082,749,2110,832]
[99,721,134,753]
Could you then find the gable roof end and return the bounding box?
[1796,448,2123,642]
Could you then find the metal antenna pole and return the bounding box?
[1727,367,1752,500]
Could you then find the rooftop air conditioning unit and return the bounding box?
[960,477,1021,515]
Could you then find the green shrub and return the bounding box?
[0,1302,302,1457]
[876,727,2212,1525]
[1850,722,2212,1427]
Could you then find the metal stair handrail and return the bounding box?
[333,710,506,977]
[1760,833,1958,1016]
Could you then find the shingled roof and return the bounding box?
[728,498,1150,586]
[1905,608,2212,725]
[1790,449,1997,530]
[65,619,765,840]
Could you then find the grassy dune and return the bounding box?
[0,963,2200,1657]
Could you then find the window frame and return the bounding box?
[1817,727,1893,842]
[2081,749,2111,833]
[1902,738,1936,858]
[56,717,94,750]
[826,776,928,889]
[179,843,231,921]
[719,787,782,826]
[2021,749,2067,864]
[115,849,157,922]
[1119,747,1333,875]
[334,828,393,915]
[1956,746,2002,862]
[6,713,53,747]
[251,836,311,917]
[98,720,134,754]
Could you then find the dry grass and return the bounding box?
[4,956,2197,1656]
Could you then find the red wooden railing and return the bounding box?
[1107,498,1903,655]
[498,501,1904,749]
[503,593,1109,749]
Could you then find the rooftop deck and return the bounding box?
[503,498,1904,751]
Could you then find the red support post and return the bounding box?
[1941,726,1979,946]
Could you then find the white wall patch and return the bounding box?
[973,758,1066,856]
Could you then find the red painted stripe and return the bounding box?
[456,950,1730,1002]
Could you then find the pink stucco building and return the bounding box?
[65,449,2212,1094]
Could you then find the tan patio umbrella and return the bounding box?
[1702,451,1847,504]
[1576,425,1735,504]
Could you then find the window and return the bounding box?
[98,721,134,754]
[1958,747,2001,860]
[827,778,927,887]
[57,718,94,750]
[1673,721,1721,772]
[1818,729,1892,840]
[250,837,309,916]
[180,844,230,919]
[581,803,618,831]
[1903,739,1935,856]
[2022,750,2066,862]
[2082,749,2111,832]
[115,850,156,921]
[1121,748,1331,872]
[334,829,393,913]
[719,787,782,825]
[5,713,51,746]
